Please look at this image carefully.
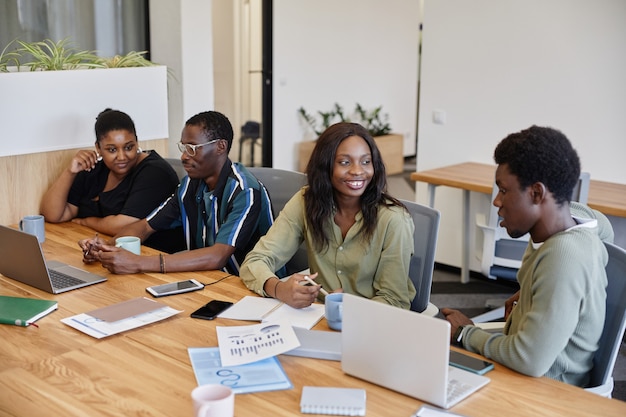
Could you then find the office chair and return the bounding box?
[399,199,441,315]
[586,241,626,398]
[238,121,261,167]
[474,241,626,398]
[477,172,590,281]
[164,158,186,181]
[247,167,308,275]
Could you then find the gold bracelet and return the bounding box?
[159,254,165,274]
[273,279,281,298]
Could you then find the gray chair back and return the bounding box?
[400,199,441,313]
[248,167,309,275]
[164,157,186,181]
[589,241,626,390]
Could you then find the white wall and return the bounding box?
[149,0,215,157]
[417,0,626,268]
[272,0,421,170]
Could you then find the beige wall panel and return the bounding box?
[0,139,168,226]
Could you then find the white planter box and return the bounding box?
[0,66,168,157]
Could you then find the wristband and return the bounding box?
[453,325,467,346]
[159,254,166,274]
[272,279,281,298]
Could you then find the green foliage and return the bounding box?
[354,103,392,137]
[299,102,392,138]
[99,50,156,68]
[0,38,161,72]
[15,39,104,71]
[0,40,20,72]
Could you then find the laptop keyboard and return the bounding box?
[447,378,474,404]
[49,269,85,289]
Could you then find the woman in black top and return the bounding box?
[40,108,184,253]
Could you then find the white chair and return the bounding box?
[247,167,308,275]
[400,199,441,315]
[474,241,626,398]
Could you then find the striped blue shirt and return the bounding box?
[147,161,275,274]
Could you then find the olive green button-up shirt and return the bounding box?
[240,189,416,309]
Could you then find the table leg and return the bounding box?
[427,184,436,208]
[461,189,470,283]
[424,183,469,283]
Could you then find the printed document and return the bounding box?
[216,319,300,366]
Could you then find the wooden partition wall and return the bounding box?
[0,139,169,226]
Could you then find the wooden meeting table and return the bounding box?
[1,222,625,416]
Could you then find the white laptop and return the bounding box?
[284,327,342,361]
[0,225,107,294]
[341,294,490,409]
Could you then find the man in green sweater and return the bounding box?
[442,125,614,387]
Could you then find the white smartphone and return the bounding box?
[146,279,204,297]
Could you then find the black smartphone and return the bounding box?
[449,350,494,375]
[190,300,234,320]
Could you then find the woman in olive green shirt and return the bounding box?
[240,122,416,309]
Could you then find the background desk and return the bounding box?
[1,223,626,416]
[411,162,626,283]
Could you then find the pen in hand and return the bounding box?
[84,232,99,256]
[302,275,329,296]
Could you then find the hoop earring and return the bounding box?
[137,147,143,154]
[96,152,102,162]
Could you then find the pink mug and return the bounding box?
[191,384,234,417]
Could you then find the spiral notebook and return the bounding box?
[300,386,366,416]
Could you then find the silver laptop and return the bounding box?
[0,225,107,294]
[341,294,490,409]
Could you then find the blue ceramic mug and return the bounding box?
[325,293,344,331]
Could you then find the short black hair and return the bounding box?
[185,111,234,152]
[94,108,136,142]
[494,125,581,205]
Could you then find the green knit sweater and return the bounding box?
[463,202,614,387]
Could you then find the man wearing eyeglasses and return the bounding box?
[80,111,277,276]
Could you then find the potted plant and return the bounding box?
[0,38,160,71]
[0,38,170,226]
[297,103,403,174]
[0,38,169,157]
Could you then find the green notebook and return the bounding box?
[0,295,58,327]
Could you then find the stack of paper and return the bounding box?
[61,297,181,338]
[218,296,325,329]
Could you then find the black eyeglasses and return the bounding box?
[177,139,219,156]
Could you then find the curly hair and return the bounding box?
[94,108,137,143]
[185,111,234,151]
[304,122,406,251]
[494,125,581,205]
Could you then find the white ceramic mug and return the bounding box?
[325,293,344,331]
[191,384,234,417]
[19,215,45,243]
[115,236,141,255]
